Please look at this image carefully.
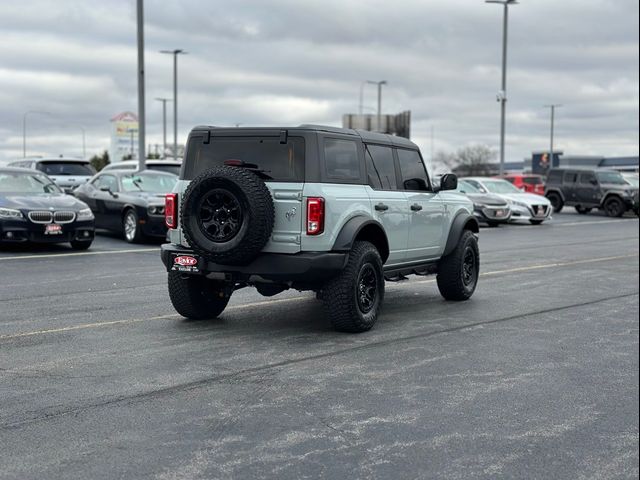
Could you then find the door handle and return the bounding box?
[375,203,389,212]
[410,203,423,212]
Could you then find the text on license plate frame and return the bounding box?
[171,253,201,273]
[45,224,63,235]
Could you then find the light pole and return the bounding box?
[364,80,387,132]
[160,49,187,160]
[79,126,86,158]
[136,0,146,171]
[486,0,518,175]
[544,104,562,172]
[22,110,50,157]
[155,97,171,157]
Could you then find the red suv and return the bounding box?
[497,174,545,195]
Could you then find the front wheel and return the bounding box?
[322,241,384,333]
[604,197,625,217]
[168,271,231,320]
[123,209,144,243]
[546,192,563,213]
[70,239,92,250]
[437,230,479,301]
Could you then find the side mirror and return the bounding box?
[590,179,598,186]
[437,173,458,192]
[99,185,111,192]
[403,178,428,191]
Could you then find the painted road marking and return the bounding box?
[0,248,158,262]
[1,252,637,341]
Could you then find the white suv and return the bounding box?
[161,126,479,332]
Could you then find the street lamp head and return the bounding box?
[160,49,188,55]
[485,0,518,4]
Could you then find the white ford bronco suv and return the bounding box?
[161,125,479,332]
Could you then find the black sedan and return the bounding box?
[0,167,95,249]
[455,179,512,227]
[74,170,176,243]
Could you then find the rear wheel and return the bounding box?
[123,209,144,243]
[168,271,231,320]
[322,241,384,333]
[437,230,479,301]
[604,196,625,217]
[575,206,592,215]
[546,192,563,213]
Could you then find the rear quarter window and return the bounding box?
[547,170,563,184]
[324,138,360,181]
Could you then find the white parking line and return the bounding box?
[0,248,158,262]
[1,252,637,341]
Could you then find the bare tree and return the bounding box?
[433,145,497,176]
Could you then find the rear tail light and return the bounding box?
[165,193,177,229]
[306,197,324,235]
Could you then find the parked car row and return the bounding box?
[0,160,180,249]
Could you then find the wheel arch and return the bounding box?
[332,216,389,263]
[443,212,479,257]
[601,191,624,206]
[545,188,565,202]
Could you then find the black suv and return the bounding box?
[545,168,639,217]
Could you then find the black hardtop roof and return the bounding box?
[190,124,418,150]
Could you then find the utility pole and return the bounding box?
[155,97,171,157]
[136,0,146,170]
[486,0,518,175]
[364,80,387,132]
[160,49,187,160]
[80,127,86,158]
[544,104,562,173]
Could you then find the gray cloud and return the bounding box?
[0,0,637,164]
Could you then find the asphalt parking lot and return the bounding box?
[1,212,638,479]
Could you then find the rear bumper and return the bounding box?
[141,214,168,237]
[160,244,348,283]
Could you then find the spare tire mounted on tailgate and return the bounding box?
[181,165,274,265]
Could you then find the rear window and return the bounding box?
[149,164,180,176]
[523,176,543,185]
[184,136,305,182]
[37,162,96,176]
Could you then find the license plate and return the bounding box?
[171,254,201,273]
[495,209,505,217]
[45,224,63,235]
[537,206,544,215]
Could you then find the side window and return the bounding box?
[365,145,397,190]
[547,170,563,183]
[504,177,516,184]
[324,138,360,181]
[465,180,486,193]
[579,172,596,185]
[94,175,119,192]
[563,172,578,184]
[396,149,430,191]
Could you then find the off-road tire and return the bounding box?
[546,192,563,213]
[168,271,231,320]
[322,241,384,333]
[437,230,479,301]
[70,239,92,250]
[123,209,144,243]
[575,206,592,215]
[603,196,625,217]
[181,166,274,266]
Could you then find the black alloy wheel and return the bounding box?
[198,189,244,243]
[604,197,625,217]
[356,263,379,314]
[461,246,477,288]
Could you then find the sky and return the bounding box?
[0,0,638,169]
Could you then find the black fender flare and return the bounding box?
[545,188,565,202]
[601,191,624,207]
[443,212,479,257]
[332,216,390,263]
